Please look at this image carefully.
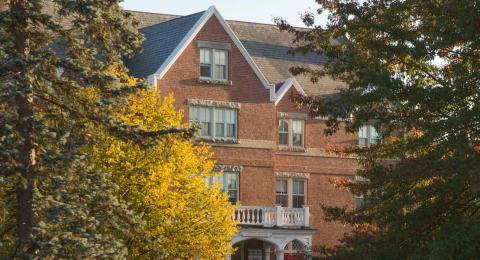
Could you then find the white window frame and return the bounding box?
[275,178,307,208]
[278,119,305,148]
[189,106,238,140]
[199,48,228,81]
[359,124,381,147]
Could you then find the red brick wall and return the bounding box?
[156,15,359,249]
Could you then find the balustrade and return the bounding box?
[233,205,309,227]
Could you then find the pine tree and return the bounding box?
[276,0,480,258]
[0,1,186,257]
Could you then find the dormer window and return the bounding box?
[200,48,228,80]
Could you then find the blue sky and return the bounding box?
[121,0,327,27]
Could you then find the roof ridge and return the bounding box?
[125,9,181,17]
[126,9,307,30]
[138,10,205,31]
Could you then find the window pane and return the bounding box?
[279,120,288,132]
[199,107,210,122]
[359,125,368,139]
[225,172,239,204]
[225,173,238,190]
[214,50,226,65]
[276,195,288,207]
[201,122,211,136]
[279,133,288,145]
[215,65,226,79]
[359,125,381,146]
[359,138,368,147]
[292,133,303,147]
[292,195,305,208]
[292,120,302,134]
[276,180,287,194]
[215,109,225,123]
[224,109,237,138]
[214,109,225,137]
[292,180,304,195]
[190,107,211,137]
[207,174,223,187]
[279,120,289,145]
[225,110,235,124]
[370,125,381,145]
[355,196,364,209]
[215,123,225,137]
[227,124,236,138]
[197,107,211,136]
[200,48,211,63]
[200,64,211,78]
[189,107,198,121]
[200,49,212,78]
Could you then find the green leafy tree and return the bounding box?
[0,0,186,258]
[276,0,480,259]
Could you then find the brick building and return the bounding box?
[125,6,377,260]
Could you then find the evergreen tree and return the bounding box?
[276,0,480,258]
[0,1,186,257]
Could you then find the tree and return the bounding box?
[276,0,480,258]
[0,0,186,257]
[91,86,237,259]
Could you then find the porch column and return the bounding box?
[264,244,271,260]
[225,255,231,260]
[276,249,284,260]
[303,205,310,227]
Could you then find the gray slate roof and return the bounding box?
[127,10,344,97]
[125,11,205,78]
[40,4,338,96]
[114,8,347,97]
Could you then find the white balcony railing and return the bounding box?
[233,206,310,228]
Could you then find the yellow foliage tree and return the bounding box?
[91,67,237,259]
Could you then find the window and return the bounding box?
[207,171,239,204]
[275,179,288,207]
[189,106,237,139]
[292,120,303,147]
[275,178,306,208]
[278,119,304,147]
[292,180,305,208]
[278,120,289,145]
[359,125,381,147]
[190,107,211,137]
[200,48,212,78]
[354,175,369,209]
[199,48,228,80]
[355,195,364,210]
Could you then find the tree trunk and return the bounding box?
[12,0,36,256]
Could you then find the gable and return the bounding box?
[126,6,272,91]
[158,14,273,103]
[273,78,306,106]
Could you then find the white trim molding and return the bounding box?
[275,172,311,179]
[213,164,243,173]
[187,98,241,109]
[272,77,307,105]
